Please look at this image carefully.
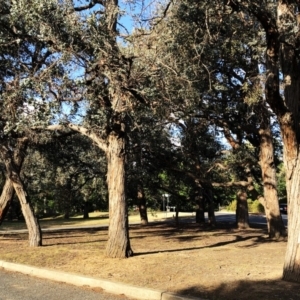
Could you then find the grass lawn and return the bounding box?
[0,212,298,299]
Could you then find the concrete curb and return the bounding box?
[0,261,202,300]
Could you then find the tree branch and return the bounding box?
[35,124,108,152]
[74,0,104,11]
[67,124,107,153]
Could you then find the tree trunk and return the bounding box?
[0,144,42,247]
[195,189,205,225]
[0,179,14,225]
[105,130,133,258]
[63,189,71,219]
[83,201,89,219]
[282,156,300,281]
[276,2,300,281]
[259,118,286,239]
[137,184,148,225]
[206,189,216,226]
[175,201,180,226]
[13,179,42,246]
[0,137,28,224]
[279,20,300,281]
[236,190,249,229]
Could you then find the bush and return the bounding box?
[226,199,264,213]
[226,200,237,211]
[248,199,264,213]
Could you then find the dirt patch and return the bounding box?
[0,221,299,299]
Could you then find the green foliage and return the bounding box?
[226,199,237,211]
[226,199,264,213]
[248,200,265,214]
[277,163,287,202]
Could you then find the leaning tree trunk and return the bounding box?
[0,144,42,246]
[12,178,42,246]
[236,190,249,229]
[105,128,133,258]
[0,137,28,224]
[259,117,286,239]
[0,180,14,225]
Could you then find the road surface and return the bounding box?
[212,211,288,227]
[0,269,133,300]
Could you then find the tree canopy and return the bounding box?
[1,0,300,282]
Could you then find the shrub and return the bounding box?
[226,200,237,211]
[248,199,265,213]
[226,199,264,213]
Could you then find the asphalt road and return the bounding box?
[212,211,288,227]
[0,269,133,300]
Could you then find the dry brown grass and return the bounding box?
[0,216,299,299]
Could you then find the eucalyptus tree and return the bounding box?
[6,0,173,257]
[0,1,61,246]
[173,0,300,280]
[223,0,300,281]
[151,0,286,236]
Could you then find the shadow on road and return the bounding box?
[176,278,300,300]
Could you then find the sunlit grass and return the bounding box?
[0,211,194,231]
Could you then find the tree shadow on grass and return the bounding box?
[133,233,268,256]
[39,222,279,251]
[43,238,108,246]
[130,221,285,257]
[175,278,300,300]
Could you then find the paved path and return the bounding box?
[0,269,132,300]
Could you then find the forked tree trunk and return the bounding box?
[0,144,42,246]
[105,130,133,258]
[0,137,28,224]
[137,184,148,225]
[259,119,286,239]
[236,190,249,229]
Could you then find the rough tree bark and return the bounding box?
[244,0,300,281]
[259,117,286,239]
[278,2,300,280]
[102,0,133,258]
[0,137,29,224]
[0,141,42,247]
[236,190,249,229]
[105,122,133,258]
[0,180,14,225]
